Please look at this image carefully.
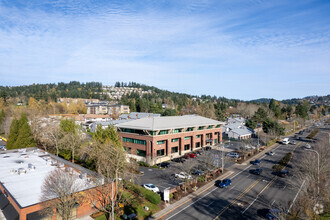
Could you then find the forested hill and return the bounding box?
[0,81,103,101]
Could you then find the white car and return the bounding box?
[304,144,311,149]
[267,151,275,156]
[227,152,240,158]
[175,172,192,180]
[143,184,159,193]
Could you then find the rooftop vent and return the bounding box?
[18,168,27,175]
[28,163,36,171]
[15,160,24,164]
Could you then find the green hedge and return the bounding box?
[125,182,161,205]
[278,152,292,166]
[307,128,319,139]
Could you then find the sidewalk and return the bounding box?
[151,139,285,220]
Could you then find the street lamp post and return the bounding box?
[306,149,320,195]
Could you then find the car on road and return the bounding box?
[158,162,171,168]
[188,153,197,158]
[266,208,281,220]
[191,169,204,176]
[215,178,232,188]
[143,183,160,193]
[251,159,261,165]
[250,168,263,175]
[274,170,288,178]
[290,140,297,145]
[227,152,240,158]
[304,144,311,149]
[267,151,275,156]
[0,145,6,151]
[172,157,185,163]
[175,172,192,180]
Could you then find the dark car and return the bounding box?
[183,154,190,159]
[191,169,204,176]
[278,170,288,177]
[266,209,281,220]
[250,168,263,175]
[158,162,171,168]
[172,158,185,163]
[216,178,231,188]
[204,146,212,151]
[251,159,261,165]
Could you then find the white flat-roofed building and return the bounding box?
[0,148,100,220]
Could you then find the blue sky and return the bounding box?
[0,0,329,100]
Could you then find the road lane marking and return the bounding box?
[288,180,306,213]
[231,165,252,179]
[229,185,235,191]
[166,187,218,220]
[242,196,258,214]
[160,171,234,220]
[271,200,276,206]
[213,178,262,219]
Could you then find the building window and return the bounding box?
[184,136,190,140]
[214,139,218,144]
[157,140,165,145]
[122,137,146,145]
[159,130,169,135]
[198,126,204,130]
[171,138,179,142]
[195,142,201,148]
[151,131,157,136]
[196,135,201,138]
[186,127,194,132]
[157,149,165,156]
[171,147,178,153]
[216,125,221,128]
[137,150,146,157]
[184,144,190,151]
[173,129,182,133]
[207,125,213,129]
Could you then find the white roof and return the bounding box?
[116,115,224,131]
[0,149,94,207]
[230,127,253,136]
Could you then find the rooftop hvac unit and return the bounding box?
[65,167,73,173]
[79,173,87,180]
[18,168,27,175]
[28,163,36,171]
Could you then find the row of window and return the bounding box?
[122,137,146,145]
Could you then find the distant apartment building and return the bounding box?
[86,103,129,116]
[57,98,100,104]
[116,115,225,165]
[102,86,153,100]
[108,104,130,115]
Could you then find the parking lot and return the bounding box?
[136,147,236,193]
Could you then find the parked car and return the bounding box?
[183,154,190,159]
[215,178,232,188]
[175,172,192,180]
[227,152,240,158]
[0,145,6,151]
[172,158,185,163]
[191,169,204,176]
[143,183,160,193]
[304,144,311,149]
[158,162,171,168]
[250,168,263,175]
[251,159,261,165]
[290,140,297,145]
[266,208,281,220]
[188,153,197,158]
[267,151,275,156]
[204,146,212,151]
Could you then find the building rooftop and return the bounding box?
[0,148,95,208]
[116,115,224,131]
[118,112,161,120]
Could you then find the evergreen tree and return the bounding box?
[6,118,20,149]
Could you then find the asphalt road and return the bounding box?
[162,138,307,219]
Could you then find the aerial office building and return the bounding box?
[116,115,225,164]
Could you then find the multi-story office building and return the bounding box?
[116,115,225,164]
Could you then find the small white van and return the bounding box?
[282,138,290,145]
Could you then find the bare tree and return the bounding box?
[60,128,85,163]
[81,141,129,220]
[40,169,84,220]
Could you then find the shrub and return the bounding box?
[272,164,284,172]
[138,161,150,167]
[197,176,205,182]
[307,128,319,139]
[279,152,292,166]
